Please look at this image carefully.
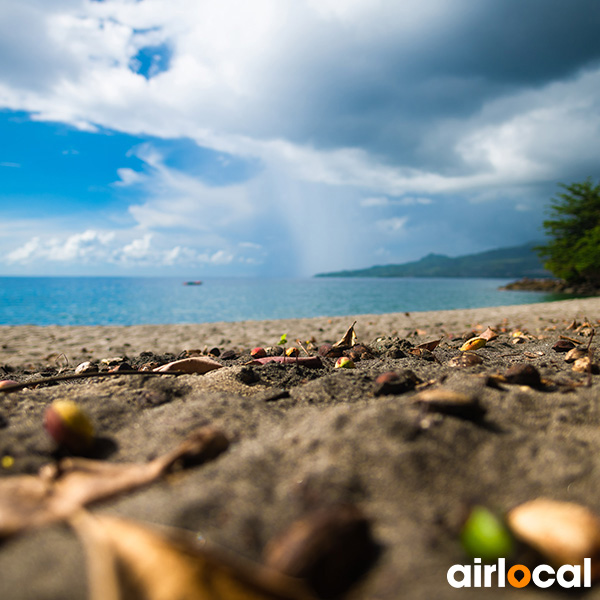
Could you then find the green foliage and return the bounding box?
[536,178,600,284]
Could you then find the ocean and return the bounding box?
[0,276,572,327]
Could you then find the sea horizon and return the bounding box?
[0,275,577,327]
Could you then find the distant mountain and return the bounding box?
[315,243,551,279]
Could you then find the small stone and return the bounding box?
[572,356,600,374]
[221,350,237,360]
[265,346,284,356]
[374,370,421,396]
[263,503,378,599]
[286,347,300,357]
[238,366,260,384]
[503,364,542,387]
[75,361,98,374]
[109,362,135,373]
[100,356,125,366]
[448,354,484,368]
[413,388,484,419]
[251,347,267,358]
[208,347,221,357]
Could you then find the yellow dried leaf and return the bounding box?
[459,337,487,352]
[71,512,315,600]
[332,322,358,349]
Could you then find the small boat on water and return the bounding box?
[183,280,203,286]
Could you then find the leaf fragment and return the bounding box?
[71,512,315,600]
[0,426,229,539]
[153,357,223,374]
[416,339,442,351]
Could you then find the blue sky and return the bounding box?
[1,0,600,277]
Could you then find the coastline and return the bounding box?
[2,296,600,367]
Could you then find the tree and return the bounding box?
[536,178,600,285]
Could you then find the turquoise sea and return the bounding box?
[0,277,573,327]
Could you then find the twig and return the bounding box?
[0,370,182,393]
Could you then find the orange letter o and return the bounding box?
[507,565,531,588]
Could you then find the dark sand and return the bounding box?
[2,296,600,599]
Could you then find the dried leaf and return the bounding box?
[332,322,357,349]
[479,327,499,342]
[71,512,315,600]
[553,340,577,353]
[459,337,487,352]
[0,426,229,539]
[565,347,588,363]
[153,357,223,374]
[507,498,600,577]
[416,339,442,351]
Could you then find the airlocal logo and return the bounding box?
[447,558,592,589]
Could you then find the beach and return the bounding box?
[2,296,600,599]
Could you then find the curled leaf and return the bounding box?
[153,357,223,374]
[459,337,487,352]
[416,339,442,352]
[332,322,357,349]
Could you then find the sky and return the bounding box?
[1,0,600,277]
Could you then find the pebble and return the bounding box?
[503,364,542,387]
[75,361,99,374]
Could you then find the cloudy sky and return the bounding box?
[1,0,600,277]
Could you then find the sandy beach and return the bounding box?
[3,296,600,599]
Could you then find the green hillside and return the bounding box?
[315,243,550,278]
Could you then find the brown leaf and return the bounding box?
[71,511,315,600]
[153,357,223,374]
[479,327,499,342]
[0,426,229,539]
[332,322,357,349]
[416,339,442,351]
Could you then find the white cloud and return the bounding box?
[1,0,600,275]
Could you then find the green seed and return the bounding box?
[460,505,514,562]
